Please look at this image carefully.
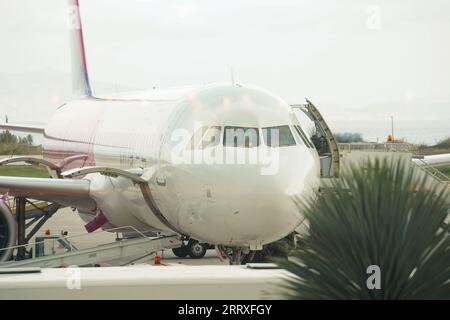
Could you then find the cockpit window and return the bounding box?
[188,126,208,150]
[224,126,259,148]
[188,126,222,149]
[262,125,296,147]
[201,126,222,149]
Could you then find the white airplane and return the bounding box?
[0,0,336,264]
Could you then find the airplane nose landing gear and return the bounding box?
[219,234,296,265]
[220,246,256,265]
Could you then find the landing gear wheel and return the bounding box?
[172,246,188,258]
[187,240,207,259]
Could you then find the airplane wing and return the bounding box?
[419,153,450,166]
[0,176,96,211]
[0,123,45,134]
[413,153,450,166]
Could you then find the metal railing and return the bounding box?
[413,158,450,185]
[0,224,159,261]
[338,142,417,153]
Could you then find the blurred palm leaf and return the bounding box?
[279,158,450,299]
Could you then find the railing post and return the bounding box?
[15,197,26,260]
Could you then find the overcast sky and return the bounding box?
[0,0,449,142]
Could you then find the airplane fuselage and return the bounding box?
[41,84,321,247]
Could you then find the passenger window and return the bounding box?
[201,126,222,149]
[294,125,314,148]
[224,127,259,148]
[262,125,296,147]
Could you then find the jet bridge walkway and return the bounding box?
[412,157,450,206]
[0,234,182,268]
[413,158,450,185]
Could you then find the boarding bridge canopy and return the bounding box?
[291,99,340,178]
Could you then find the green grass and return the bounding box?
[0,144,42,155]
[0,165,50,178]
[437,164,450,176]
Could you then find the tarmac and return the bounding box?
[31,207,228,266]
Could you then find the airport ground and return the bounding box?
[33,206,228,266]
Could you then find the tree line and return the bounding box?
[0,130,34,145]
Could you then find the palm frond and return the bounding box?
[278,158,450,299]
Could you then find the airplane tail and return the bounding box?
[67,0,92,97]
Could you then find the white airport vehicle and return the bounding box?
[0,264,291,300]
[0,0,339,266]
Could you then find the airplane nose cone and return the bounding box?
[222,162,318,245]
[224,186,299,244]
[175,147,320,246]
